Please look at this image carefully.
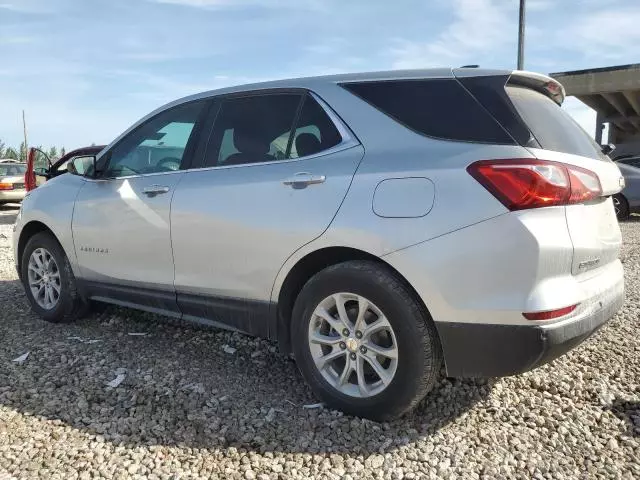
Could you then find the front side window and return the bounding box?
[207,92,343,167]
[103,100,206,178]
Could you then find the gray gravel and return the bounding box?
[0,204,638,479]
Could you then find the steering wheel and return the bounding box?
[156,157,181,171]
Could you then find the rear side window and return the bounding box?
[341,79,514,144]
[506,86,605,159]
[289,95,342,159]
[209,93,302,167]
[207,93,343,167]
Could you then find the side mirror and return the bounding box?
[34,167,48,176]
[67,155,97,177]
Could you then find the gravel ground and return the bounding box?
[0,203,638,479]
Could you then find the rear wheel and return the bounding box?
[613,194,630,221]
[21,232,89,323]
[291,260,442,421]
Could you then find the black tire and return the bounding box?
[291,260,442,421]
[21,232,90,323]
[613,194,630,221]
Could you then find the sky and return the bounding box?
[1,0,639,150]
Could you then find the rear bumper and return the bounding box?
[0,190,26,202]
[436,271,624,377]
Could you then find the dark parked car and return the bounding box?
[613,157,640,220]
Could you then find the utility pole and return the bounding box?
[22,110,28,162]
[517,0,526,70]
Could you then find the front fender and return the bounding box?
[14,174,85,277]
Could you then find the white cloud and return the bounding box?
[560,6,640,60]
[151,0,325,9]
[389,0,516,69]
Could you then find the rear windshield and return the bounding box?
[0,164,26,176]
[506,86,605,159]
[341,79,514,144]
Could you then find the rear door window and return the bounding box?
[341,79,514,144]
[209,93,302,167]
[288,95,342,159]
[506,86,605,160]
[206,92,344,167]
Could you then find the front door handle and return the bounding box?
[142,185,170,197]
[282,172,326,188]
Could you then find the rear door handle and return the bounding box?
[282,172,326,188]
[142,185,170,196]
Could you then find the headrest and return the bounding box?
[295,133,322,157]
[234,126,271,155]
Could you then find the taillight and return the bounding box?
[523,304,578,321]
[467,159,602,211]
[0,183,14,191]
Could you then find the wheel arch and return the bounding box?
[274,246,437,355]
[17,221,59,278]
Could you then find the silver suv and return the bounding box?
[14,69,625,420]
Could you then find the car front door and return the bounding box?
[171,92,363,334]
[71,99,210,313]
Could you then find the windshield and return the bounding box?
[0,164,26,177]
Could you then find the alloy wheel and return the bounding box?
[27,247,61,310]
[308,292,398,398]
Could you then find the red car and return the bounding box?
[26,145,105,191]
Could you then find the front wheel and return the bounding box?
[21,232,89,323]
[291,260,442,421]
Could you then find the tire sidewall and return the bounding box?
[614,194,629,221]
[21,233,78,323]
[292,263,437,419]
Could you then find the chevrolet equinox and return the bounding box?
[14,68,625,420]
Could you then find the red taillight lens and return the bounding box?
[467,159,602,211]
[0,183,14,191]
[523,304,578,321]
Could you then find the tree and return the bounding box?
[4,147,18,160]
[19,141,27,162]
[0,139,5,158]
[48,146,59,160]
[60,147,66,157]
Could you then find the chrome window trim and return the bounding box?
[84,168,185,182]
[186,143,360,174]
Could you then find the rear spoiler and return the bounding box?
[508,70,566,106]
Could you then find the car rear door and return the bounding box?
[171,91,363,335]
